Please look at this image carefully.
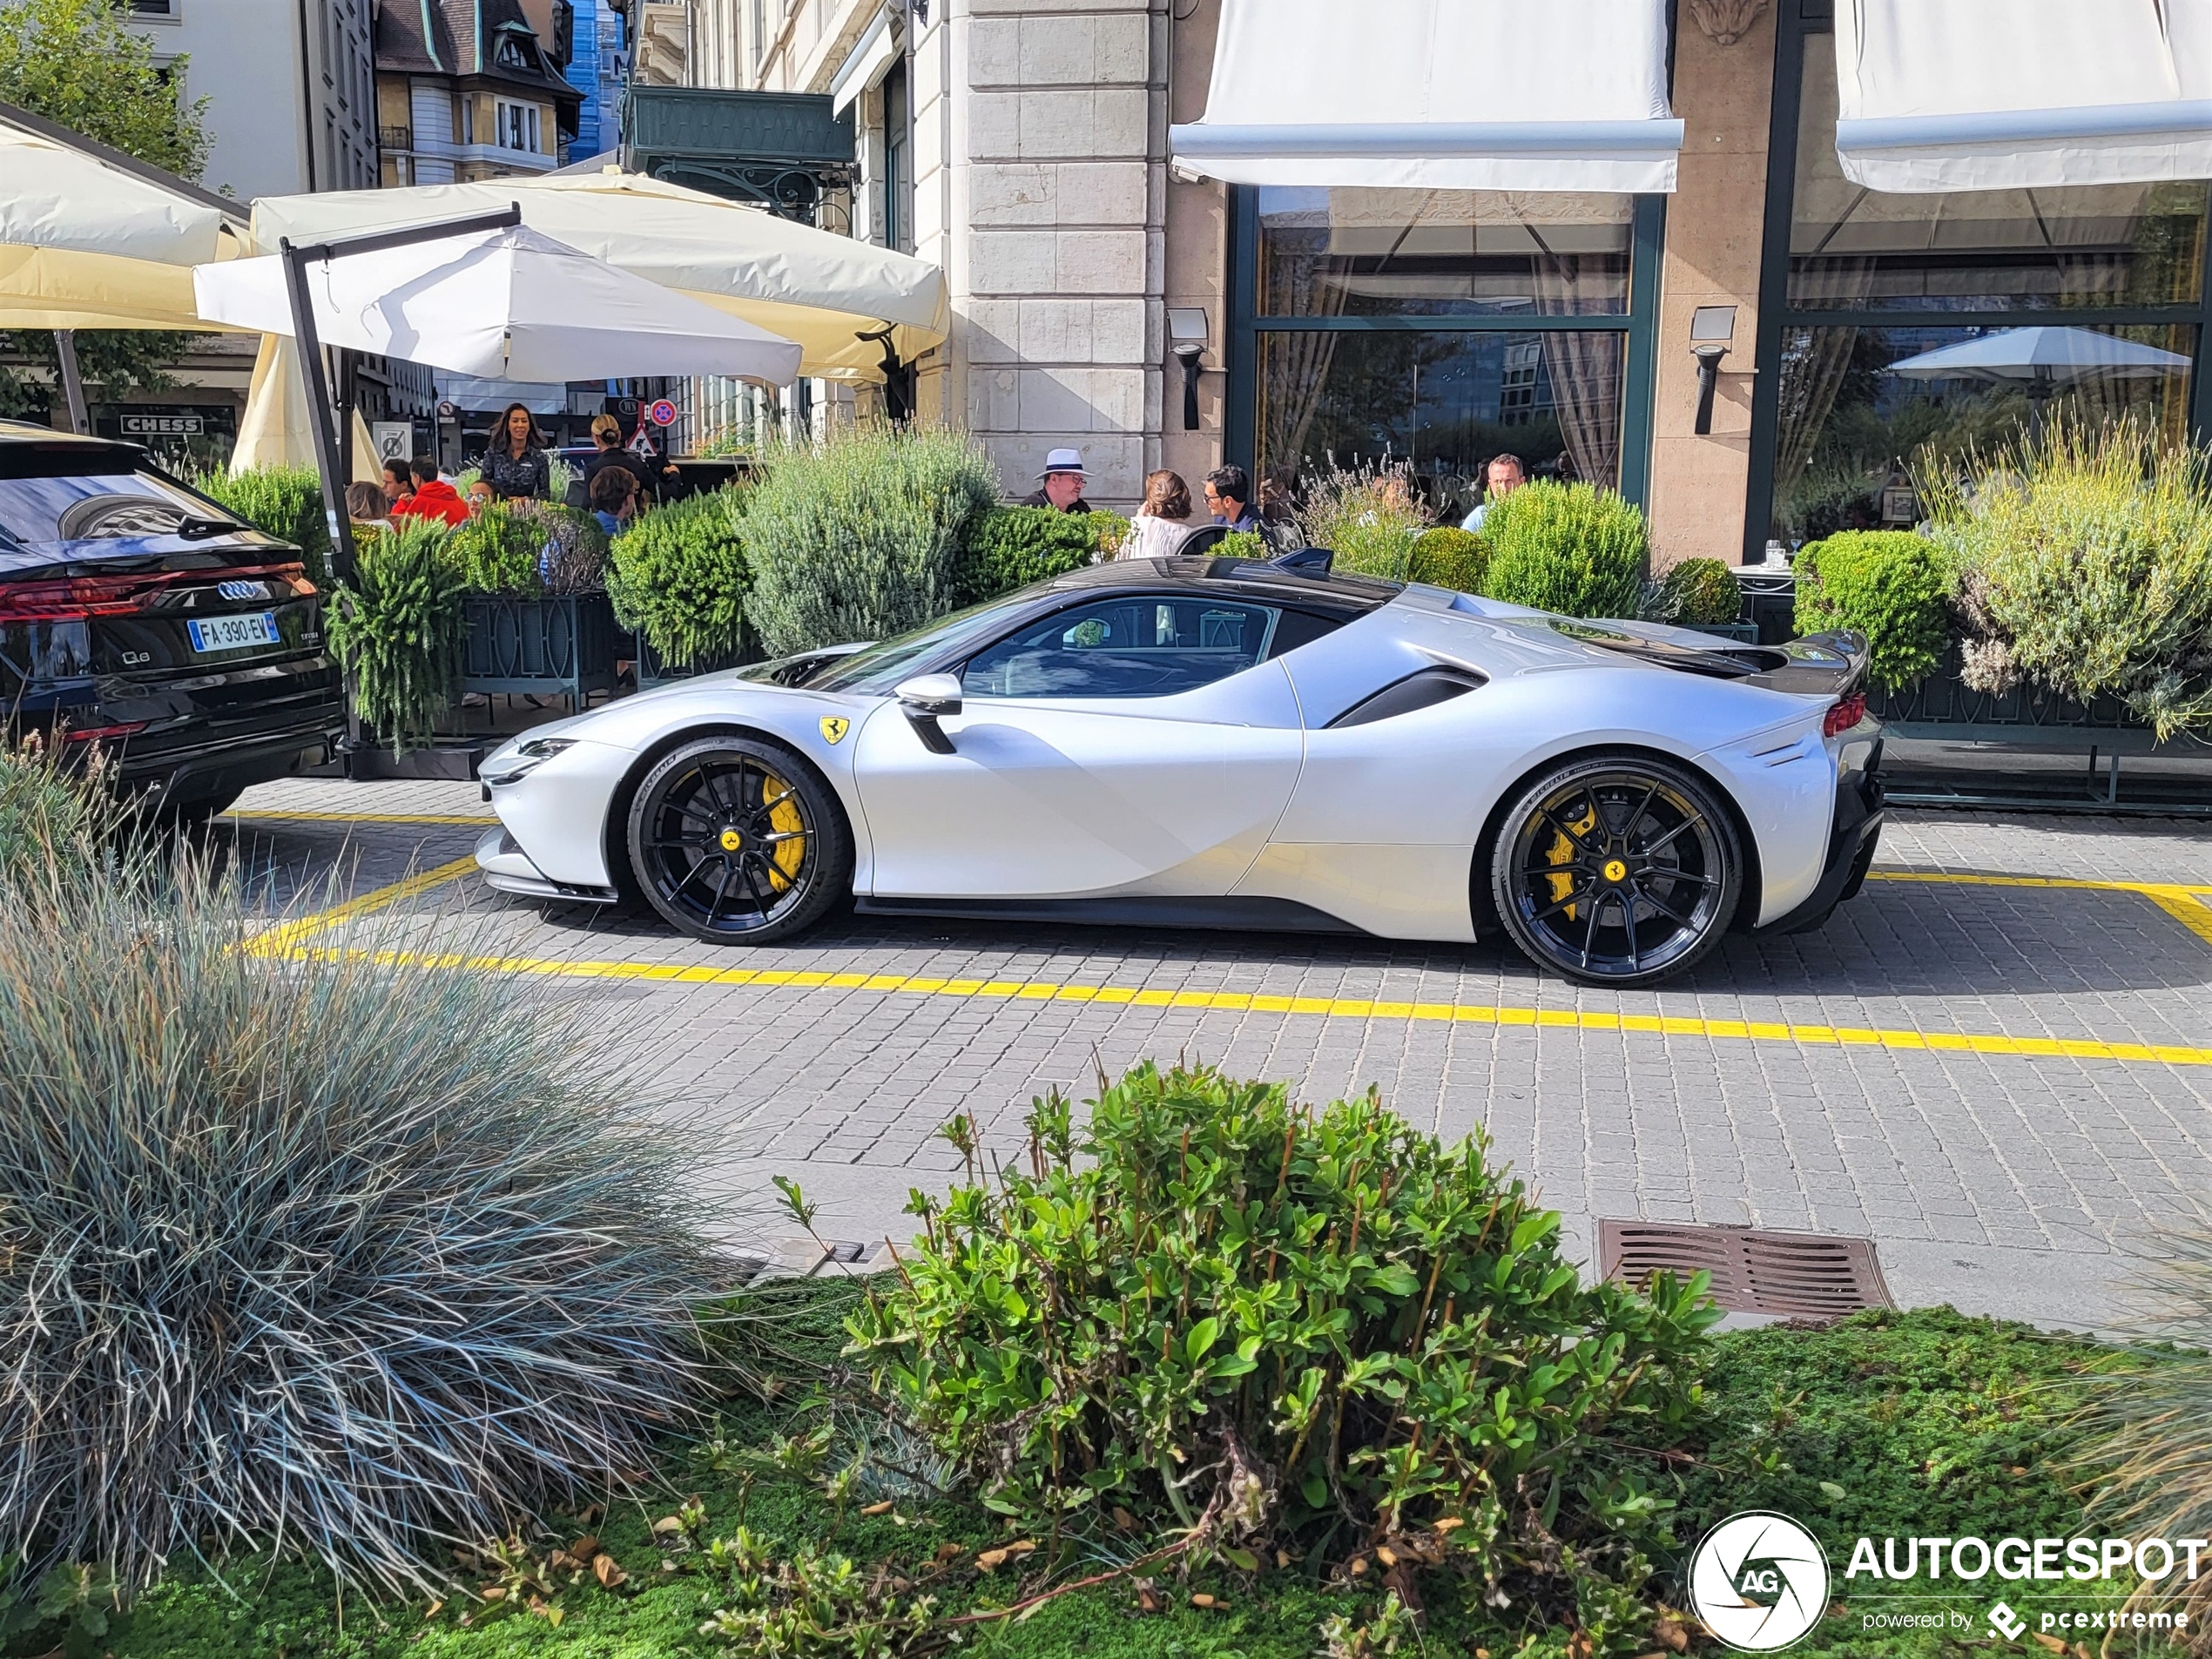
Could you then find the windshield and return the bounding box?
[802,593,1046,693]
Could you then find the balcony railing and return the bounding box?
[379,125,413,152]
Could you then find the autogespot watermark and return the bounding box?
[1687,1514,2205,1652]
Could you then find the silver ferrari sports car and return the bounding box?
[475,556,1883,988]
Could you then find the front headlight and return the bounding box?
[485,736,578,786]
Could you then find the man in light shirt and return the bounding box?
[1460,453,1526,531]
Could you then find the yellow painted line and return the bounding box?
[226,810,496,826]
[266,941,2212,1069]
[248,855,482,952]
[1865,868,2212,950]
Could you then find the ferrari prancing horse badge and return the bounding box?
[819,716,849,745]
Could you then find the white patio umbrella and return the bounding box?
[246,169,948,382]
[193,221,802,386]
[1886,326,2193,386]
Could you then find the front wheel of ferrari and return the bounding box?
[627,736,853,945]
[1490,754,1743,988]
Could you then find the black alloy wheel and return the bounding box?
[626,736,852,944]
[1490,755,1743,988]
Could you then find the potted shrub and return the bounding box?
[1792,530,1950,690]
[1656,556,1755,640]
[191,463,333,585]
[455,502,619,707]
[1481,480,1648,618]
[741,427,1000,655]
[607,488,752,687]
[325,518,466,755]
[1407,525,1490,594]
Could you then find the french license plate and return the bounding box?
[186,611,280,653]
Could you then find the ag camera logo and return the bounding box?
[1689,1511,1831,1652]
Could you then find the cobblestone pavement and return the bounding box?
[227,775,2212,1332]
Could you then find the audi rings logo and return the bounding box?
[1688,1512,1831,1652]
[216,580,265,601]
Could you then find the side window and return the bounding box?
[961,596,1283,698]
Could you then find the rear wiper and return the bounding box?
[175,514,247,540]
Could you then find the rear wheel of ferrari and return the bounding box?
[1490,754,1742,988]
[627,736,852,945]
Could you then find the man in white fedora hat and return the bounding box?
[1017,447,1092,513]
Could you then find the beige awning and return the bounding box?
[230,334,381,478]
[247,170,949,382]
[0,103,251,332]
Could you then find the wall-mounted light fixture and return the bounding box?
[1167,307,1209,432]
[1689,304,1736,435]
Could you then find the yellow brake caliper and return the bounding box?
[1543,806,1598,921]
[761,771,806,893]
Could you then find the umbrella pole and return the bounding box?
[51,330,90,435]
[278,237,357,588]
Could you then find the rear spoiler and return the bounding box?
[1547,618,1869,697]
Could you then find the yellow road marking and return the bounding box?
[227,810,496,826]
[265,941,2212,1069]
[247,855,482,952]
[1865,869,2212,950]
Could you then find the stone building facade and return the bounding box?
[627,0,2212,556]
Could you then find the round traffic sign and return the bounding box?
[647,399,678,427]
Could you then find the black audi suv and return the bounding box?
[1,420,345,818]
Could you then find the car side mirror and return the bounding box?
[894,673,962,754]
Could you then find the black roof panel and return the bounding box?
[1038,555,1400,615]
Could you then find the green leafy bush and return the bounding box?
[949,506,1120,606]
[1295,461,1429,579]
[1926,417,2212,737]
[852,1062,1716,1615]
[191,464,332,586]
[443,500,543,594]
[1656,557,1743,626]
[1217,529,1269,560]
[608,489,749,670]
[325,518,464,752]
[1480,482,1648,618]
[1407,525,1490,594]
[507,499,609,595]
[1792,530,1950,690]
[742,428,1000,655]
[0,867,727,1597]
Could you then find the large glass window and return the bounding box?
[1755,11,2212,550]
[1244,188,1650,522]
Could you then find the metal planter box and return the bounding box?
[1868,646,2170,753]
[635,633,752,691]
[462,593,620,702]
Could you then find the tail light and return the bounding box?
[0,561,312,624]
[1823,692,1867,738]
[63,721,149,743]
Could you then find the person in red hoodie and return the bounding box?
[389,455,469,528]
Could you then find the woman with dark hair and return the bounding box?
[481,402,550,502]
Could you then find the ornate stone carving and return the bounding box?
[1687,0,1770,45]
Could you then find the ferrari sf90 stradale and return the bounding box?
[476,556,1882,987]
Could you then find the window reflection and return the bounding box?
[1770,321,2197,544]
[1258,187,1635,319]
[1257,329,1624,519]
[1789,38,2209,312]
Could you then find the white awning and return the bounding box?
[1834,0,2212,192]
[1170,0,1682,194]
[831,12,897,116]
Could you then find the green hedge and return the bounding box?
[607,490,749,670]
[1481,481,1647,618]
[948,506,1123,606]
[191,464,331,586]
[1406,525,1489,594]
[1793,529,1951,691]
[325,519,464,753]
[1658,556,1743,626]
[442,502,543,595]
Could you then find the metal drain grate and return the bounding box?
[1599,1221,1893,1318]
